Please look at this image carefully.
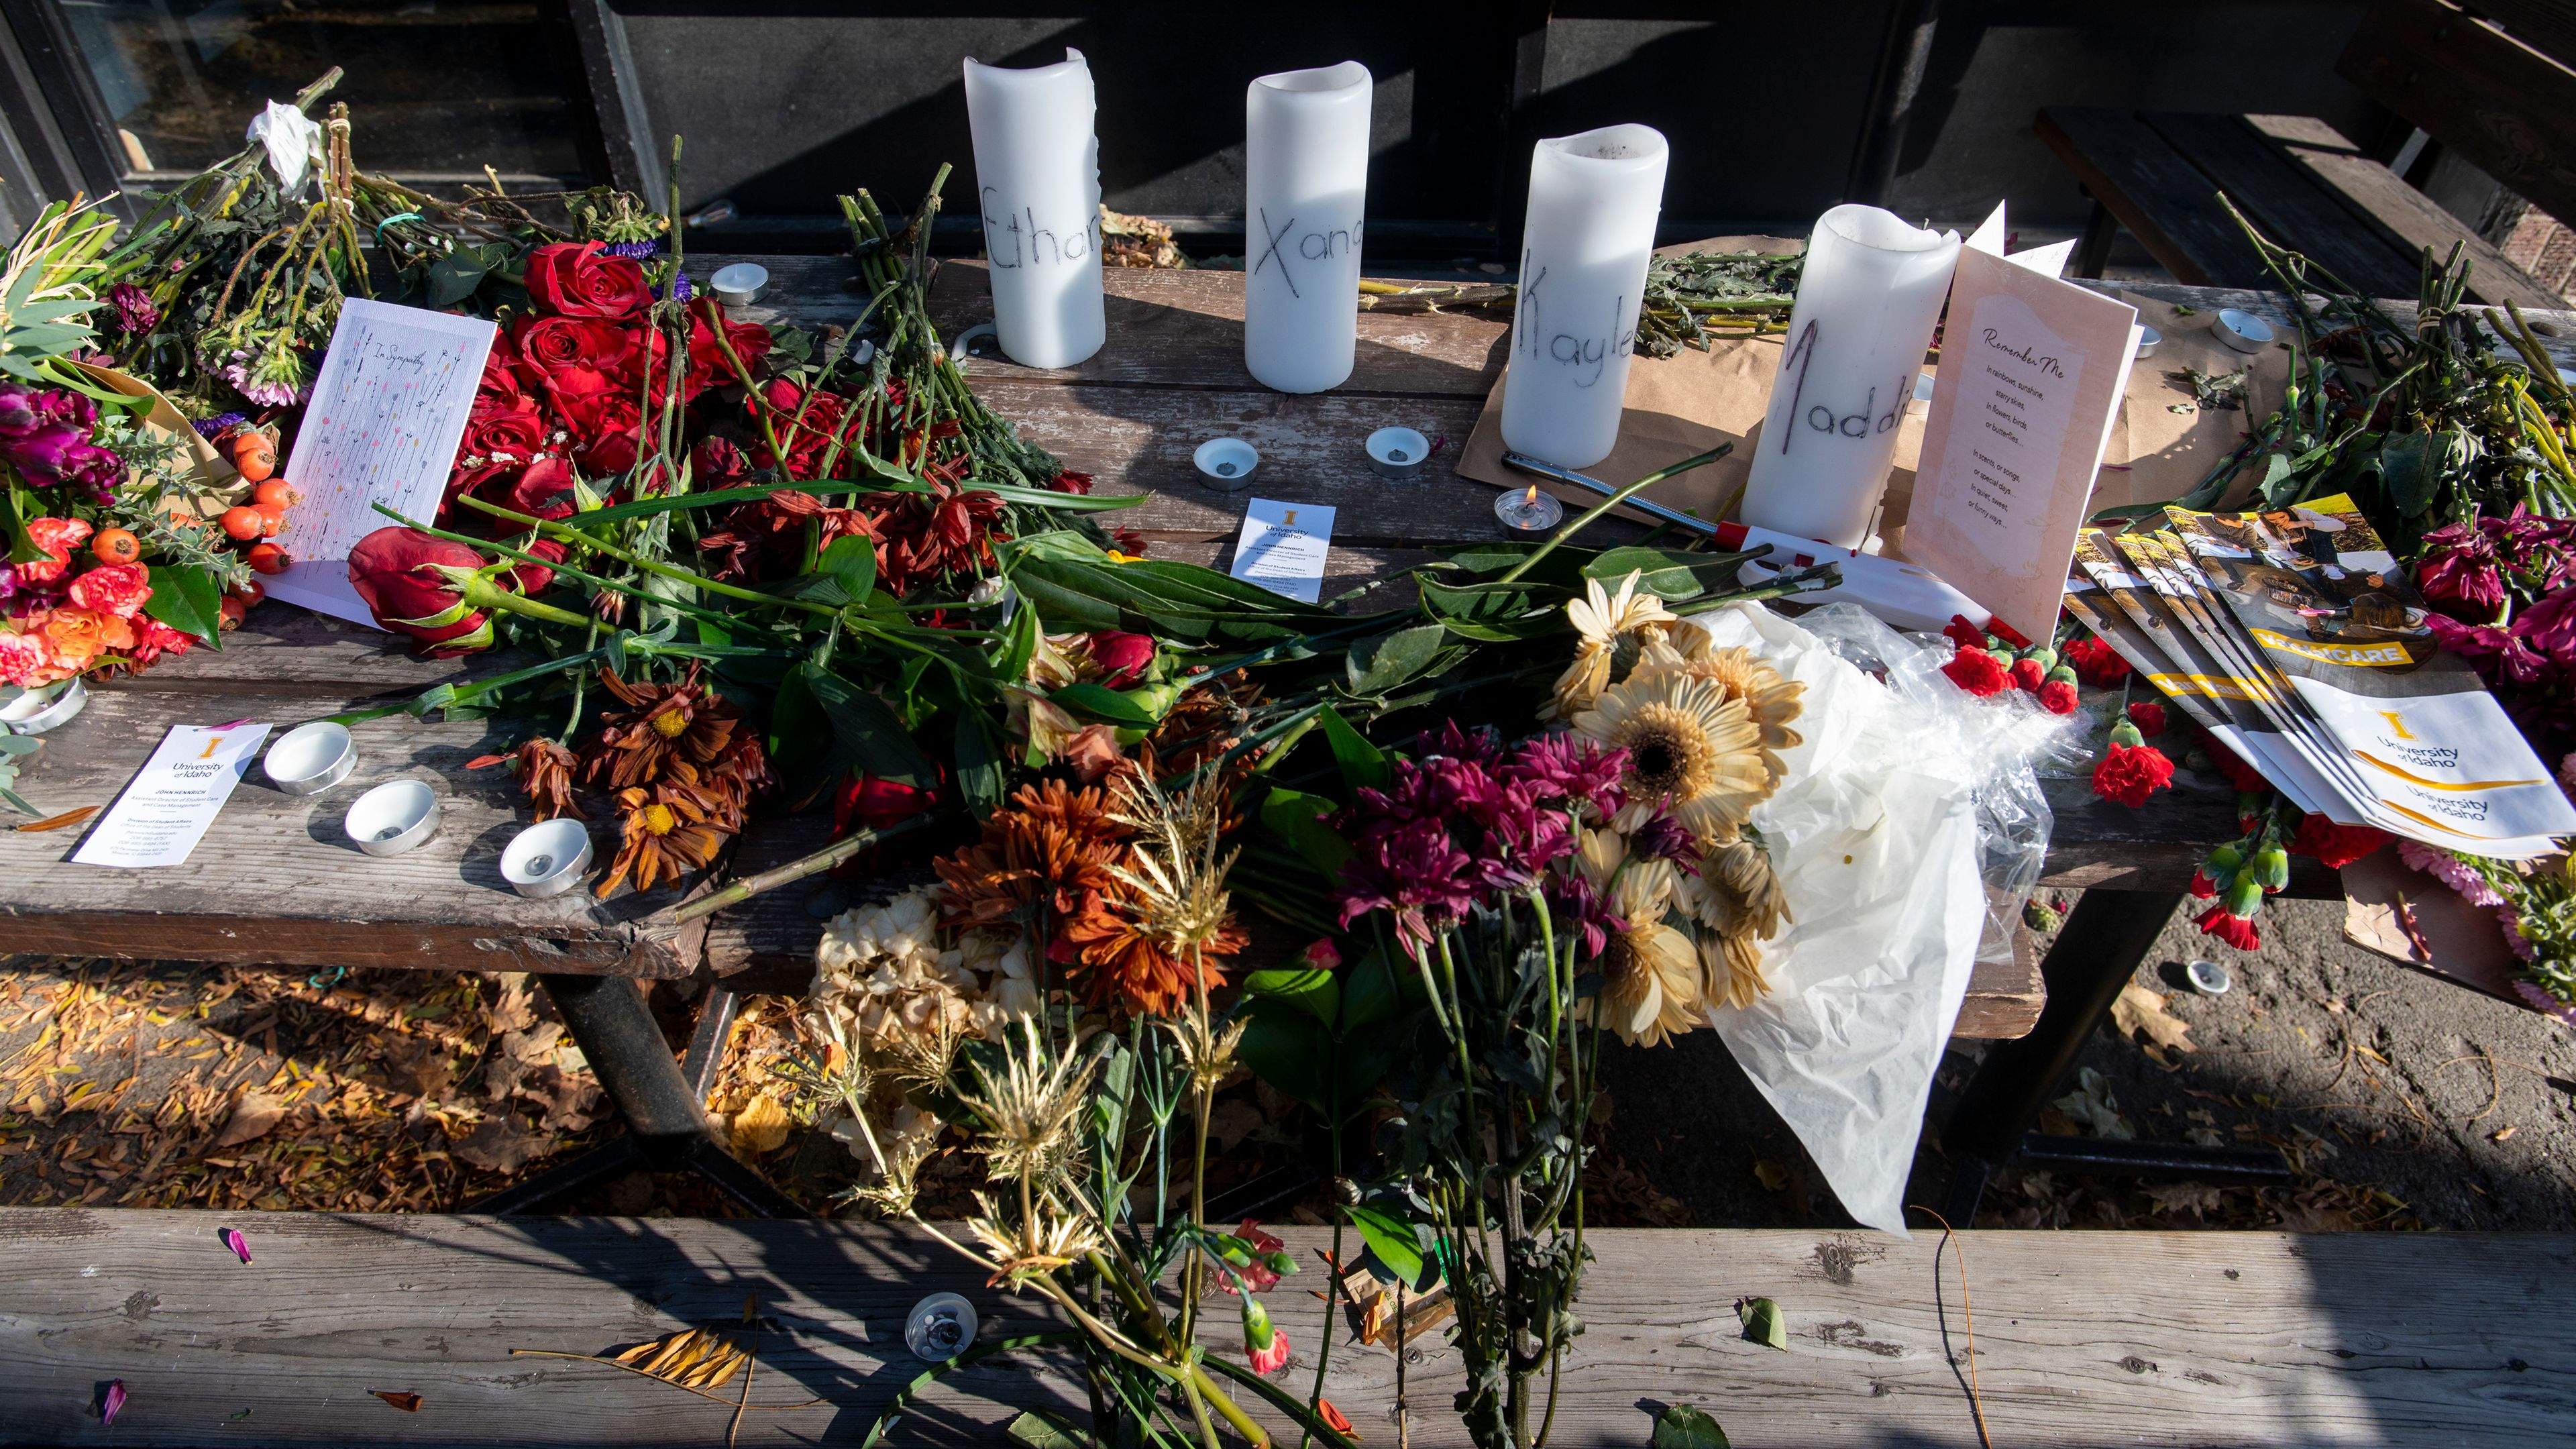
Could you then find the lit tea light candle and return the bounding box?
[1495,483,1564,538]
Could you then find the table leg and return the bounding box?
[2075,197,2118,279]
[470,976,804,1219]
[1939,890,2188,1222]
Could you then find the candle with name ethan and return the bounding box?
[1738,205,1961,547]
[1244,61,1373,394]
[1499,123,1668,470]
[963,48,1106,368]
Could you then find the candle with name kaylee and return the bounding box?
[1244,61,1373,394]
[963,49,1106,368]
[1499,124,1668,470]
[1739,205,1961,547]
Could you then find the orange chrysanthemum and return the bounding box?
[596,780,731,898]
[582,665,756,792]
[935,778,1126,938]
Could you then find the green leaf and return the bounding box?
[1048,680,1161,727]
[1436,539,1585,585]
[1004,1409,1085,1449]
[799,663,934,787]
[425,251,490,307]
[1244,967,1340,1023]
[1316,706,1385,792]
[1237,996,1332,1109]
[1582,546,1756,601]
[1346,623,1447,696]
[953,709,1005,820]
[2377,430,2461,518]
[1344,1203,1432,1289]
[143,564,225,646]
[1336,943,1413,1030]
[1652,1403,1732,1448]
[1737,1296,1786,1350]
[1417,576,1560,643]
[807,532,877,606]
[1258,786,1349,876]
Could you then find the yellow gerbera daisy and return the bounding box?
[1656,623,1805,793]
[1570,661,1770,837]
[1584,862,1700,1046]
[1547,570,1675,720]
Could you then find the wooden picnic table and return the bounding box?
[7,258,2568,1218]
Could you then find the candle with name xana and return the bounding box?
[963,48,1106,368]
[1499,123,1668,470]
[1739,205,1961,547]
[1244,61,1373,394]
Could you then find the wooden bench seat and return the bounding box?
[2039,105,2568,309]
[3,1208,2569,1446]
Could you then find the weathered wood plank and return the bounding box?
[2038,107,2275,287]
[2341,0,2576,233]
[2139,111,2428,300]
[2242,113,2571,311]
[0,690,696,978]
[3,1210,2568,1447]
[117,610,488,699]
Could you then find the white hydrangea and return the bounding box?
[812,884,1038,1051]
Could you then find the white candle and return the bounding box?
[963,48,1106,368]
[1498,124,1668,470]
[1244,60,1373,394]
[1739,205,1961,546]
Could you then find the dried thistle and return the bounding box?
[954,1020,1095,1185]
[966,1189,1106,1289]
[1160,1007,1248,1097]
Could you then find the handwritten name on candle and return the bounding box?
[1252,209,1363,300]
[1513,254,1638,388]
[1770,321,1913,451]
[981,191,1102,269]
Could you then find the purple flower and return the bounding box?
[0,380,115,495]
[192,411,248,439]
[1335,815,1475,955]
[1542,869,1625,960]
[1629,810,1699,873]
[2512,980,2576,1026]
[1505,733,1628,822]
[1417,718,1505,767]
[105,282,158,335]
[606,240,661,259]
[101,1380,126,1427]
[2397,839,2506,908]
[2499,904,2537,961]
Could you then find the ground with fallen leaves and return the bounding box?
[1595,894,2576,1232]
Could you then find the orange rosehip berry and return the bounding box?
[252,478,298,509]
[246,542,291,575]
[90,528,141,565]
[220,505,264,541]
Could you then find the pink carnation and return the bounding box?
[2396,839,2506,908]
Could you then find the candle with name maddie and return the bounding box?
[963,48,1106,368]
[1244,61,1372,393]
[1498,124,1668,470]
[1739,205,1961,547]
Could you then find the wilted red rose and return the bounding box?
[523,241,651,321]
[509,537,568,596]
[834,771,938,837]
[512,314,641,386]
[348,527,494,653]
[510,456,578,520]
[66,561,150,619]
[694,436,751,485]
[753,378,858,480]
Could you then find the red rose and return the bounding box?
[543,367,644,476]
[123,615,195,669]
[1941,645,2009,697]
[754,379,856,480]
[2126,700,2167,736]
[508,537,568,596]
[512,314,641,386]
[509,456,578,521]
[1089,630,1155,688]
[2092,741,2175,806]
[684,301,772,395]
[2290,813,2389,869]
[348,527,494,654]
[523,241,651,321]
[834,771,937,837]
[2063,635,2131,688]
[2009,657,2045,693]
[474,338,528,411]
[66,562,151,619]
[2037,678,2079,714]
[2194,902,2261,951]
[18,517,91,585]
[694,436,751,485]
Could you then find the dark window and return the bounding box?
[52,0,585,180]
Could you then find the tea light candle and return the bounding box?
[709,262,768,307]
[0,677,85,735]
[1495,483,1564,537]
[1499,123,1670,470]
[344,780,439,857]
[1244,60,1373,394]
[963,48,1106,368]
[2213,308,2274,354]
[500,817,593,899]
[263,720,354,796]
[1366,426,1429,480]
[1193,437,1260,490]
[1739,205,1962,547]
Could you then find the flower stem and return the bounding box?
[456,494,839,617]
[1493,443,1733,585]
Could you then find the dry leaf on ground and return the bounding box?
[731,1093,791,1156]
[453,1117,553,1174]
[212,1091,284,1148]
[2112,982,2196,1054]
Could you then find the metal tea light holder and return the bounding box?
[500,818,593,898]
[1366,426,1429,481]
[0,678,87,735]
[1193,437,1259,491]
[263,721,356,796]
[343,780,439,857]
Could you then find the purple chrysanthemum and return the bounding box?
[2396,839,2507,908]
